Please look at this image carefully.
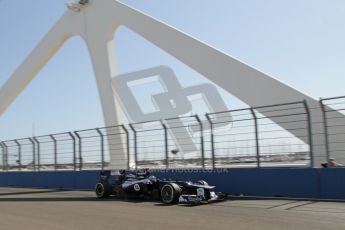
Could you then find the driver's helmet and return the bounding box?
[148,175,157,183]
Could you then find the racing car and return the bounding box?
[95,169,227,205]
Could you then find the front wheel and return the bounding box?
[95,182,111,198]
[160,183,181,204]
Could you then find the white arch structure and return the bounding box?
[0,0,334,168]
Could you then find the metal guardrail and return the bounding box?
[0,96,344,171]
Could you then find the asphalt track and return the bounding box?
[0,187,344,230]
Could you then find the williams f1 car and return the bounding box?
[95,169,227,205]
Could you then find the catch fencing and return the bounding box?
[0,96,344,171]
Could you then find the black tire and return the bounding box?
[216,192,228,200]
[95,182,111,198]
[197,180,209,186]
[160,183,181,204]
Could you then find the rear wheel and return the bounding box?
[95,182,111,198]
[160,183,181,204]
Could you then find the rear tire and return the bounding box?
[95,182,111,198]
[160,183,181,204]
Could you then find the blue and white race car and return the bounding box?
[95,169,227,205]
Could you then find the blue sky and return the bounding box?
[0,0,345,140]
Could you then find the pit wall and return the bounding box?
[0,168,344,200]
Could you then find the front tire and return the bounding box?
[160,183,181,204]
[95,182,111,198]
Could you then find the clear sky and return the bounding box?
[0,0,345,140]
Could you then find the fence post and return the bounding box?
[160,120,169,169]
[67,132,77,171]
[2,142,8,171]
[74,132,82,170]
[303,100,314,167]
[250,108,260,168]
[14,140,21,171]
[50,135,57,171]
[129,124,137,169]
[195,115,205,168]
[0,142,5,171]
[121,125,130,170]
[28,138,36,171]
[33,137,40,171]
[3,142,10,171]
[205,113,215,169]
[96,128,105,170]
[319,99,330,163]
